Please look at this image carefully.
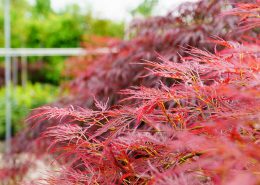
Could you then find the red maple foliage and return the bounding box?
[63,35,120,79]
[13,0,257,154]
[32,40,260,184]
[3,0,259,184]
[224,1,260,31]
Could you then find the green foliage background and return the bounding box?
[0,83,59,139]
[0,0,124,84]
[0,0,125,48]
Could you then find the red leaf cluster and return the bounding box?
[5,0,260,184]
[32,40,260,184]
[224,1,260,31]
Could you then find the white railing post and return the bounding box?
[4,0,12,153]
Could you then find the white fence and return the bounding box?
[1,47,113,153]
[0,48,112,57]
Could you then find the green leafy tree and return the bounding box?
[34,0,52,15]
[85,12,124,38]
[131,0,158,17]
[0,83,59,139]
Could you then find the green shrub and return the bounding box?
[0,83,59,139]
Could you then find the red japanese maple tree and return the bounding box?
[2,0,259,184]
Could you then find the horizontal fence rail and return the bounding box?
[0,48,114,57]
